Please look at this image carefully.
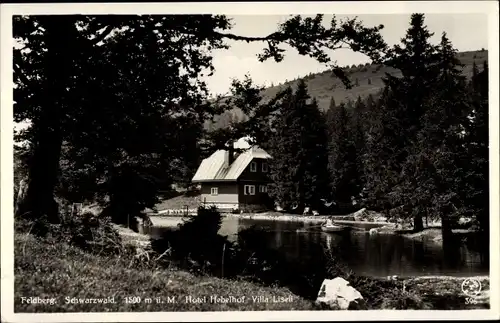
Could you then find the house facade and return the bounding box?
[192,137,272,212]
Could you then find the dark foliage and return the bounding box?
[263,81,330,213]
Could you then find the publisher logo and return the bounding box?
[461,278,482,297]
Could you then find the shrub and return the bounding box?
[64,214,124,256]
[15,213,52,237]
[152,206,239,276]
[15,208,126,256]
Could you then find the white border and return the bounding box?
[1,1,499,322]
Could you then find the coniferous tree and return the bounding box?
[329,97,336,111]
[326,102,361,204]
[363,14,440,229]
[465,60,489,233]
[267,81,329,213]
[345,99,354,110]
[402,33,471,235]
[361,92,379,146]
[362,88,404,211]
[352,96,367,193]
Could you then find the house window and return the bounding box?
[262,162,268,172]
[211,187,218,196]
[244,185,255,195]
[250,161,257,172]
[259,185,268,193]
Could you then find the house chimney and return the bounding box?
[228,142,235,166]
[224,141,235,167]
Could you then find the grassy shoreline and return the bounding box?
[14,223,490,312]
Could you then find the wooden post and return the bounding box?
[221,243,226,278]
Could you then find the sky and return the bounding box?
[205,13,489,96]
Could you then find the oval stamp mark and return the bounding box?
[461,278,482,297]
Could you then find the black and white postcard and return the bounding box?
[1,1,499,322]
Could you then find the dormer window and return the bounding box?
[262,162,268,172]
[250,161,257,172]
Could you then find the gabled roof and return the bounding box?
[192,137,271,182]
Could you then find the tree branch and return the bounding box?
[14,63,32,87]
[91,25,115,46]
[212,31,282,43]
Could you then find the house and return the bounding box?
[191,137,272,212]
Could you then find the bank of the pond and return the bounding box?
[14,232,315,312]
[396,227,481,243]
[149,212,360,223]
[225,212,329,223]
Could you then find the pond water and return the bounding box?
[144,217,489,278]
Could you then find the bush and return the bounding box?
[15,213,51,237]
[15,209,125,256]
[152,206,239,276]
[64,214,124,255]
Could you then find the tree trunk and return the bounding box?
[15,17,78,223]
[14,177,28,216]
[413,214,424,232]
[441,216,453,239]
[15,126,63,223]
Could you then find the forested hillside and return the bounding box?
[206,49,488,130]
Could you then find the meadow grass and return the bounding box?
[14,232,316,312]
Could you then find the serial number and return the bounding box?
[465,297,478,304]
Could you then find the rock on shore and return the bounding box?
[315,277,367,310]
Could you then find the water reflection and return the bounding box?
[148,217,489,278]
